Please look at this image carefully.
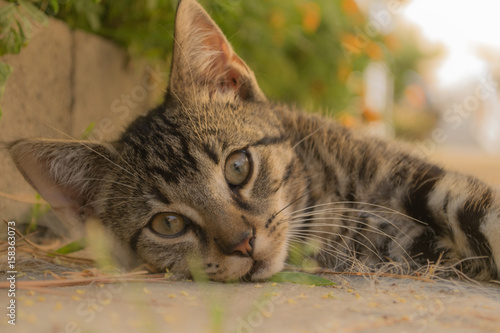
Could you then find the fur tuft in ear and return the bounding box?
[168,0,266,102]
[8,139,115,233]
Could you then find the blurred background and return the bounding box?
[1,0,500,154]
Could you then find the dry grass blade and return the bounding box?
[1,219,94,264]
[0,271,167,289]
[0,191,48,204]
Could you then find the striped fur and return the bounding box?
[8,0,500,281]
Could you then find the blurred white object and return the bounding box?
[363,62,394,137]
[475,83,500,154]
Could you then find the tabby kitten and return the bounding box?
[8,0,500,281]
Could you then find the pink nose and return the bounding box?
[231,234,255,257]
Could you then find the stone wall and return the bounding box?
[0,18,166,225]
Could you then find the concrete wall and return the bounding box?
[0,18,166,225]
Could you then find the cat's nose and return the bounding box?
[222,232,255,257]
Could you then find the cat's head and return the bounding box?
[8,0,308,281]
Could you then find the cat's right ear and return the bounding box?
[8,139,115,235]
[167,0,266,102]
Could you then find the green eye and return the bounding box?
[225,150,251,186]
[150,213,186,237]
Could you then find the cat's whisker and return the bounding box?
[81,196,139,209]
[61,178,137,190]
[291,223,400,256]
[289,223,354,254]
[292,227,384,264]
[106,144,147,182]
[272,184,325,220]
[291,123,329,152]
[289,216,417,266]
[290,219,395,245]
[288,206,415,240]
[285,239,322,263]
[287,235,356,268]
[289,228,364,262]
[288,201,427,226]
[288,234,354,262]
[289,214,403,243]
[37,119,143,182]
[290,227,385,263]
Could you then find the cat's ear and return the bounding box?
[167,0,266,102]
[8,139,114,234]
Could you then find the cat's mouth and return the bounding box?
[242,259,276,281]
[242,260,265,281]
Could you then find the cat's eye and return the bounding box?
[150,213,187,237]
[225,150,252,186]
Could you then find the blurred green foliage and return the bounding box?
[0,0,430,115]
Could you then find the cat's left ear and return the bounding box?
[167,0,266,102]
[8,139,115,236]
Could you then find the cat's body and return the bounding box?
[7,0,500,281]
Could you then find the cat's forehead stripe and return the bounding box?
[250,135,287,147]
[150,187,171,205]
[201,142,220,165]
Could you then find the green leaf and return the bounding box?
[187,254,209,283]
[54,238,87,254]
[86,11,101,31]
[49,0,60,14]
[0,62,12,92]
[18,0,48,30]
[268,271,336,286]
[80,121,95,139]
[18,0,46,21]
[0,3,16,30]
[0,28,22,55]
[25,193,51,233]
[16,20,26,45]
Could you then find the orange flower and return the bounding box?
[404,84,426,108]
[366,42,383,60]
[340,33,363,55]
[341,0,359,16]
[338,113,358,128]
[299,2,321,34]
[362,106,382,123]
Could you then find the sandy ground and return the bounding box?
[2,277,500,333]
[2,147,500,333]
